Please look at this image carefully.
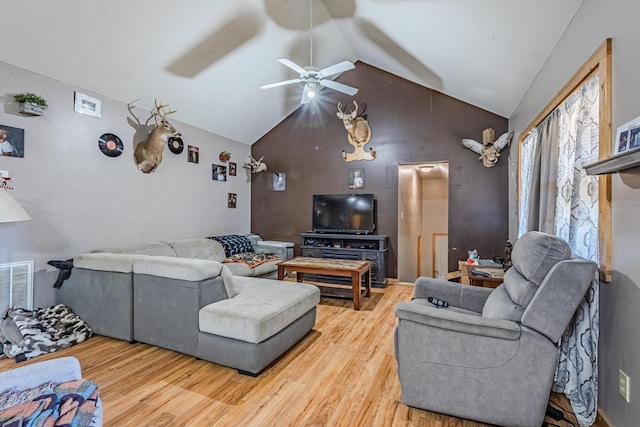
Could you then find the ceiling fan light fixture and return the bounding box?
[259,0,358,105]
[306,82,316,98]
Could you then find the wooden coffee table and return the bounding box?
[277,257,371,310]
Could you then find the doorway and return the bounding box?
[397,162,449,283]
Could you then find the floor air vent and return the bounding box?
[0,261,34,314]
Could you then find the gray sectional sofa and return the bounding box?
[56,237,320,375]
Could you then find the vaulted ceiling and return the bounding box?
[0,0,584,144]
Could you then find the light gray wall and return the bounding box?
[0,61,251,308]
[509,1,640,425]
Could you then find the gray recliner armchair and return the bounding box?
[394,231,597,427]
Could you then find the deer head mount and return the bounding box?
[336,101,375,162]
[243,155,267,173]
[462,128,514,168]
[128,99,181,174]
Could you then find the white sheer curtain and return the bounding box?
[518,73,600,426]
[518,128,538,237]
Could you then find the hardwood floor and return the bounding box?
[1,284,585,426]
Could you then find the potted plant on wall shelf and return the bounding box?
[14,92,48,116]
[219,151,231,162]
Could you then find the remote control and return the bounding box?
[427,296,449,308]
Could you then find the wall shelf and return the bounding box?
[584,148,640,175]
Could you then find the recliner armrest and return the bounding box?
[395,301,521,340]
[414,277,494,312]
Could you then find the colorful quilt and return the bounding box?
[0,379,99,427]
[223,252,280,268]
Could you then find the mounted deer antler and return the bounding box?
[462,128,514,168]
[127,98,157,128]
[130,99,180,174]
[243,155,267,173]
[337,101,375,162]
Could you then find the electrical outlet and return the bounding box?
[619,369,631,403]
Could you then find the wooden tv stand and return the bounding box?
[299,232,388,288]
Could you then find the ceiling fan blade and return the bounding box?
[319,61,355,77]
[319,79,359,96]
[277,58,308,75]
[260,78,303,89]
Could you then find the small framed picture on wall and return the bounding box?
[228,193,237,208]
[617,130,630,154]
[629,126,640,151]
[212,164,227,181]
[348,168,365,189]
[74,91,102,118]
[229,162,237,176]
[615,115,640,154]
[0,124,25,158]
[273,172,286,191]
[188,145,199,163]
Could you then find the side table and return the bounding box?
[468,272,504,288]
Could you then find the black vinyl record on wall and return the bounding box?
[98,133,123,157]
[168,136,184,154]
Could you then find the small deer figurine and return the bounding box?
[336,101,375,162]
[129,99,181,174]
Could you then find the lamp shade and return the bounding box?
[0,188,31,223]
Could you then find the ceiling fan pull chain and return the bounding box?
[309,0,313,66]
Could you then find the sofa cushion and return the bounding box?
[133,257,238,298]
[198,277,320,344]
[166,238,226,262]
[210,235,254,257]
[73,253,150,273]
[94,241,176,257]
[133,256,223,281]
[480,285,525,321]
[510,231,572,286]
[482,231,572,321]
[220,265,239,298]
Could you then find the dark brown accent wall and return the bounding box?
[251,62,508,279]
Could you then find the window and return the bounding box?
[518,39,612,281]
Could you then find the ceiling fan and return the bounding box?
[260,0,358,104]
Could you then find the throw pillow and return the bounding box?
[211,235,254,257]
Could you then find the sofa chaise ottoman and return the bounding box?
[197,276,319,375]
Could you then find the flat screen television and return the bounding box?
[312,193,375,234]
